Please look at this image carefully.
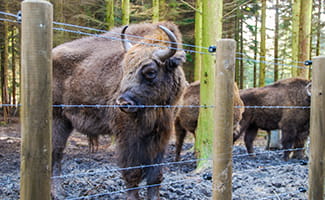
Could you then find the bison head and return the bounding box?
[116,25,186,113]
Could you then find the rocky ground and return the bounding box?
[0,121,312,200]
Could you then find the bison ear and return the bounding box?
[121,25,133,51]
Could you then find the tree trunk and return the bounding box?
[291,0,301,77]
[194,0,202,81]
[122,0,130,25]
[0,0,10,123]
[159,0,166,20]
[106,0,114,30]
[315,0,321,56]
[234,4,240,85]
[222,0,236,39]
[152,0,159,22]
[253,14,258,88]
[274,0,279,82]
[11,25,16,106]
[259,0,266,87]
[195,0,223,169]
[239,17,244,89]
[297,0,312,78]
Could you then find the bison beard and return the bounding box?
[236,77,311,160]
[52,22,187,200]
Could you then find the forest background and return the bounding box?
[0,0,324,123]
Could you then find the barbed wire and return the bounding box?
[53,21,210,51]
[65,176,201,200]
[236,52,306,64]
[62,158,308,200]
[0,10,315,200]
[0,11,315,69]
[0,104,311,109]
[0,11,17,18]
[260,189,306,200]
[0,17,17,24]
[52,147,306,180]
[52,27,213,55]
[237,57,310,70]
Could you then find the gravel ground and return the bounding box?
[0,122,313,200]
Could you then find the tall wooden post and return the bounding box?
[20,1,53,200]
[308,56,325,200]
[213,39,236,200]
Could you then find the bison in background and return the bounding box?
[52,22,187,200]
[174,81,244,161]
[236,77,311,160]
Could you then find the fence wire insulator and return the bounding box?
[208,45,216,53]
[304,60,312,66]
[16,11,21,23]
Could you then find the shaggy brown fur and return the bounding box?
[174,81,244,161]
[236,77,311,160]
[52,22,187,200]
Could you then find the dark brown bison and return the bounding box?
[235,77,311,160]
[174,81,244,161]
[52,22,187,200]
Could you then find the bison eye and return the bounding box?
[142,64,158,81]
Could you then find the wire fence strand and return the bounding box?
[0,11,315,69]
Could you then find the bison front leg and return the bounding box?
[146,152,164,200]
[121,169,142,200]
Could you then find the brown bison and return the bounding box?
[52,22,187,200]
[235,77,311,160]
[174,81,244,161]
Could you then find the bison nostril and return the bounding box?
[116,96,138,113]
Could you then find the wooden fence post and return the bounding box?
[20,1,53,200]
[212,39,236,200]
[308,56,325,200]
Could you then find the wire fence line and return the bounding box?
[52,147,307,180]
[58,157,309,200]
[65,177,202,200]
[0,104,311,109]
[52,27,211,55]
[0,11,313,69]
[0,10,314,200]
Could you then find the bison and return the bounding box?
[235,77,311,160]
[52,22,187,200]
[174,81,244,161]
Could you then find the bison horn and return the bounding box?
[154,25,177,62]
[121,25,133,51]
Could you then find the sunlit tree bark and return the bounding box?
[122,0,130,25]
[195,0,223,169]
[152,0,159,22]
[106,0,114,30]
[274,0,279,82]
[291,0,301,77]
[297,0,312,78]
[194,0,202,81]
[259,0,266,87]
